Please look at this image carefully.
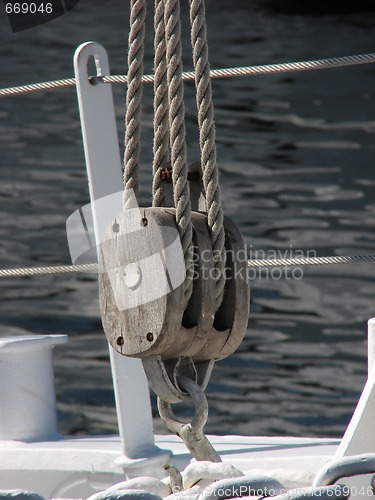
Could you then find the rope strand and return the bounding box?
[123,0,146,204]
[189,0,226,311]
[165,0,194,303]
[152,0,170,208]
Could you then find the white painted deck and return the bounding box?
[0,434,339,498]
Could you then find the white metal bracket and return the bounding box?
[335,318,375,458]
[73,41,169,466]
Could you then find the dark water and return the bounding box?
[1,0,375,439]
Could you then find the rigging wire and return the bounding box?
[1,254,375,279]
[0,51,374,279]
[1,52,375,97]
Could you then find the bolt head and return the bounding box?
[124,263,141,289]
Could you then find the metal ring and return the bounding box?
[313,453,375,487]
[157,376,208,435]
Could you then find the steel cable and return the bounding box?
[1,254,374,279]
[1,53,375,97]
[247,254,375,268]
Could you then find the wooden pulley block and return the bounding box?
[160,209,217,359]
[141,210,250,403]
[99,206,187,358]
[192,215,250,361]
[160,212,250,361]
[160,162,250,362]
[99,193,249,364]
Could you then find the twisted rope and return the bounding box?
[152,0,170,207]
[123,0,146,205]
[165,0,194,303]
[189,0,226,311]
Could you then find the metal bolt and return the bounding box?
[112,223,120,233]
[124,263,141,289]
[160,166,172,183]
[89,75,104,86]
[116,336,124,346]
[161,164,200,183]
[146,332,154,342]
[141,211,148,227]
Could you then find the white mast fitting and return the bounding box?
[74,41,168,464]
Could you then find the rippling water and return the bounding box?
[1,0,375,439]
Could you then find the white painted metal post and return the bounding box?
[335,317,375,458]
[73,42,159,460]
[331,318,375,499]
[367,318,375,377]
